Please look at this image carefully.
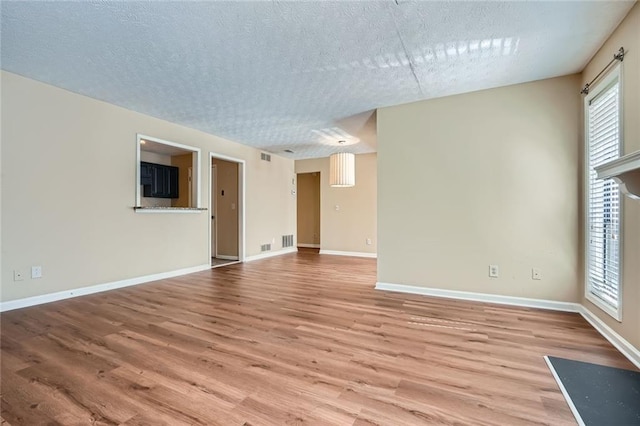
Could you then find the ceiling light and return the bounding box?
[140,140,146,144]
[329,141,355,188]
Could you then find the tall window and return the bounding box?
[585,68,622,320]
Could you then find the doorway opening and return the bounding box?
[296,172,321,254]
[209,153,245,268]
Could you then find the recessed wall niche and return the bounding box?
[135,134,202,212]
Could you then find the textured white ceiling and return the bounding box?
[1,1,634,159]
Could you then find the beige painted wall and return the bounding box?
[171,153,193,208]
[0,77,3,293]
[1,71,296,302]
[580,3,640,349]
[295,153,377,254]
[378,75,581,301]
[297,172,321,246]
[212,158,239,257]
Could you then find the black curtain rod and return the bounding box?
[580,47,625,95]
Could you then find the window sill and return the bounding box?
[134,206,207,214]
[595,151,640,200]
[585,292,622,322]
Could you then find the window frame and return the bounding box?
[583,64,624,321]
[135,134,202,212]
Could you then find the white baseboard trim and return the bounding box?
[375,282,640,368]
[319,250,377,259]
[244,247,297,262]
[297,243,320,248]
[0,264,212,313]
[375,282,581,313]
[578,306,640,369]
[214,255,239,261]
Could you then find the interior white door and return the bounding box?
[188,166,193,207]
[211,164,217,259]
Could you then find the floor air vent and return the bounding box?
[282,235,294,248]
[260,153,271,162]
[260,243,271,252]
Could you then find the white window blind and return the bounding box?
[586,78,621,311]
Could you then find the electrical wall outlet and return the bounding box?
[532,268,542,280]
[31,266,42,279]
[13,269,25,281]
[489,265,499,278]
[366,238,372,245]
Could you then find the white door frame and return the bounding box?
[209,152,245,263]
[211,164,218,258]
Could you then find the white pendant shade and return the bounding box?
[329,152,355,187]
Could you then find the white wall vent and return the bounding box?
[260,153,271,162]
[260,243,271,252]
[282,235,294,248]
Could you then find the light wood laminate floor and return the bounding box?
[1,251,634,425]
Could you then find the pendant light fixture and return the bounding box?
[329,141,355,187]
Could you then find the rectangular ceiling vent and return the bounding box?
[282,235,294,248]
[261,152,271,162]
[260,243,271,252]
